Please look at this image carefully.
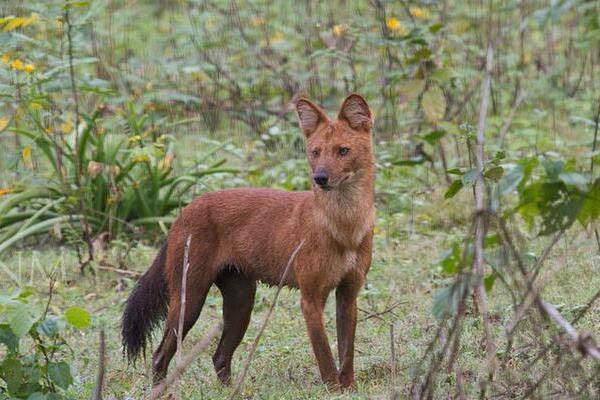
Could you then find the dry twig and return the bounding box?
[227,240,305,400]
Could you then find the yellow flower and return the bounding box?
[1,54,10,65]
[333,24,347,38]
[60,120,73,134]
[22,146,33,168]
[409,7,430,19]
[24,63,35,73]
[0,117,9,131]
[133,154,150,163]
[29,101,43,110]
[0,188,13,196]
[270,32,284,45]
[10,59,24,71]
[386,17,408,36]
[128,135,142,145]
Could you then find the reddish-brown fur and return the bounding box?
[122,94,375,390]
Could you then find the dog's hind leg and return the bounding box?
[212,270,257,385]
[152,268,214,385]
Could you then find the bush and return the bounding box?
[0,288,90,399]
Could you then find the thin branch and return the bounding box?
[176,234,192,366]
[536,301,600,360]
[227,239,305,400]
[145,323,222,400]
[473,44,497,380]
[91,330,105,400]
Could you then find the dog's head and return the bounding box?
[295,94,374,192]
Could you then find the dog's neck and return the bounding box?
[312,167,375,249]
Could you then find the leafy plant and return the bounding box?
[0,102,235,255]
[0,289,91,399]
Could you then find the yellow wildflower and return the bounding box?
[24,63,35,73]
[22,146,33,168]
[333,24,347,38]
[133,154,150,163]
[1,54,10,65]
[29,101,43,110]
[0,188,13,196]
[10,59,24,71]
[386,17,408,36]
[409,7,430,19]
[60,120,73,134]
[270,32,284,45]
[21,13,39,28]
[128,135,142,145]
[0,117,9,131]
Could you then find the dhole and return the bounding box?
[122,94,375,389]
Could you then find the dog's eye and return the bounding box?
[338,147,350,156]
[312,149,320,157]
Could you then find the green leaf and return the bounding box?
[5,301,37,338]
[484,234,501,248]
[431,67,454,82]
[439,243,461,275]
[0,357,24,394]
[445,179,463,199]
[63,1,90,9]
[37,316,60,338]
[428,22,444,33]
[422,130,446,145]
[558,172,588,191]
[421,86,446,122]
[398,80,425,104]
[64,307,91,329]
[393,158,426,166]
[484,166,504,181]
[484,274,496,293]
[48,361,73,390]
[0,324,19,354]
[498,165,524,196]
[27,393,48,400]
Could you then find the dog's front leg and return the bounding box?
[335,277,362,389]
[300,289,339,388]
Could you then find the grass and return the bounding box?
[1,185,598,399]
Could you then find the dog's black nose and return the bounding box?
[313,172,329,186]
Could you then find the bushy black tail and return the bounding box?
[122,243,169,363]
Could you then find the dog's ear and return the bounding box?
[338,94,373,131]
[296,98,328,138]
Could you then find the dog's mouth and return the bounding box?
[316,174,353,191]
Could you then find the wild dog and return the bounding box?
[122,94,375,389]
